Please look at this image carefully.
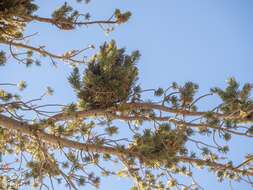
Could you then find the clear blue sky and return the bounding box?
[1,0,253,189]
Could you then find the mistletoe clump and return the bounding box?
[129,124,186,168]
[0,0,38,40]
[69,40,140,109]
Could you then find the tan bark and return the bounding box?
[0,113,252,176]
[48,103,253,123]
[0,114,121,156]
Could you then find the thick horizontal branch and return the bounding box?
[48,103,253,125]
[44,103,253,138]
[0,114,252,176]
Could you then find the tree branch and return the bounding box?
[0,114,121,156]
[0,39,87,64]
[21,15,117,29]
[48,103,253,123]
[0,113,252,176]
[179,156,253,176]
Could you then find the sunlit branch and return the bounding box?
[0,114,121,157]
[0,113,252,177]
[48,103,253,123]
[179,156,253,176]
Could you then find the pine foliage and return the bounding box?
[69,40,140,109]
[51,2,79,30]
[211,77,253,119]
[0,0,37,40]
[130,124,186,168]
[1,1,253,190]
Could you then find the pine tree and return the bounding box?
[0,1,252,190]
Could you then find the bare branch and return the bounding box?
[21,15,117,30]
[0,39,89,65]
